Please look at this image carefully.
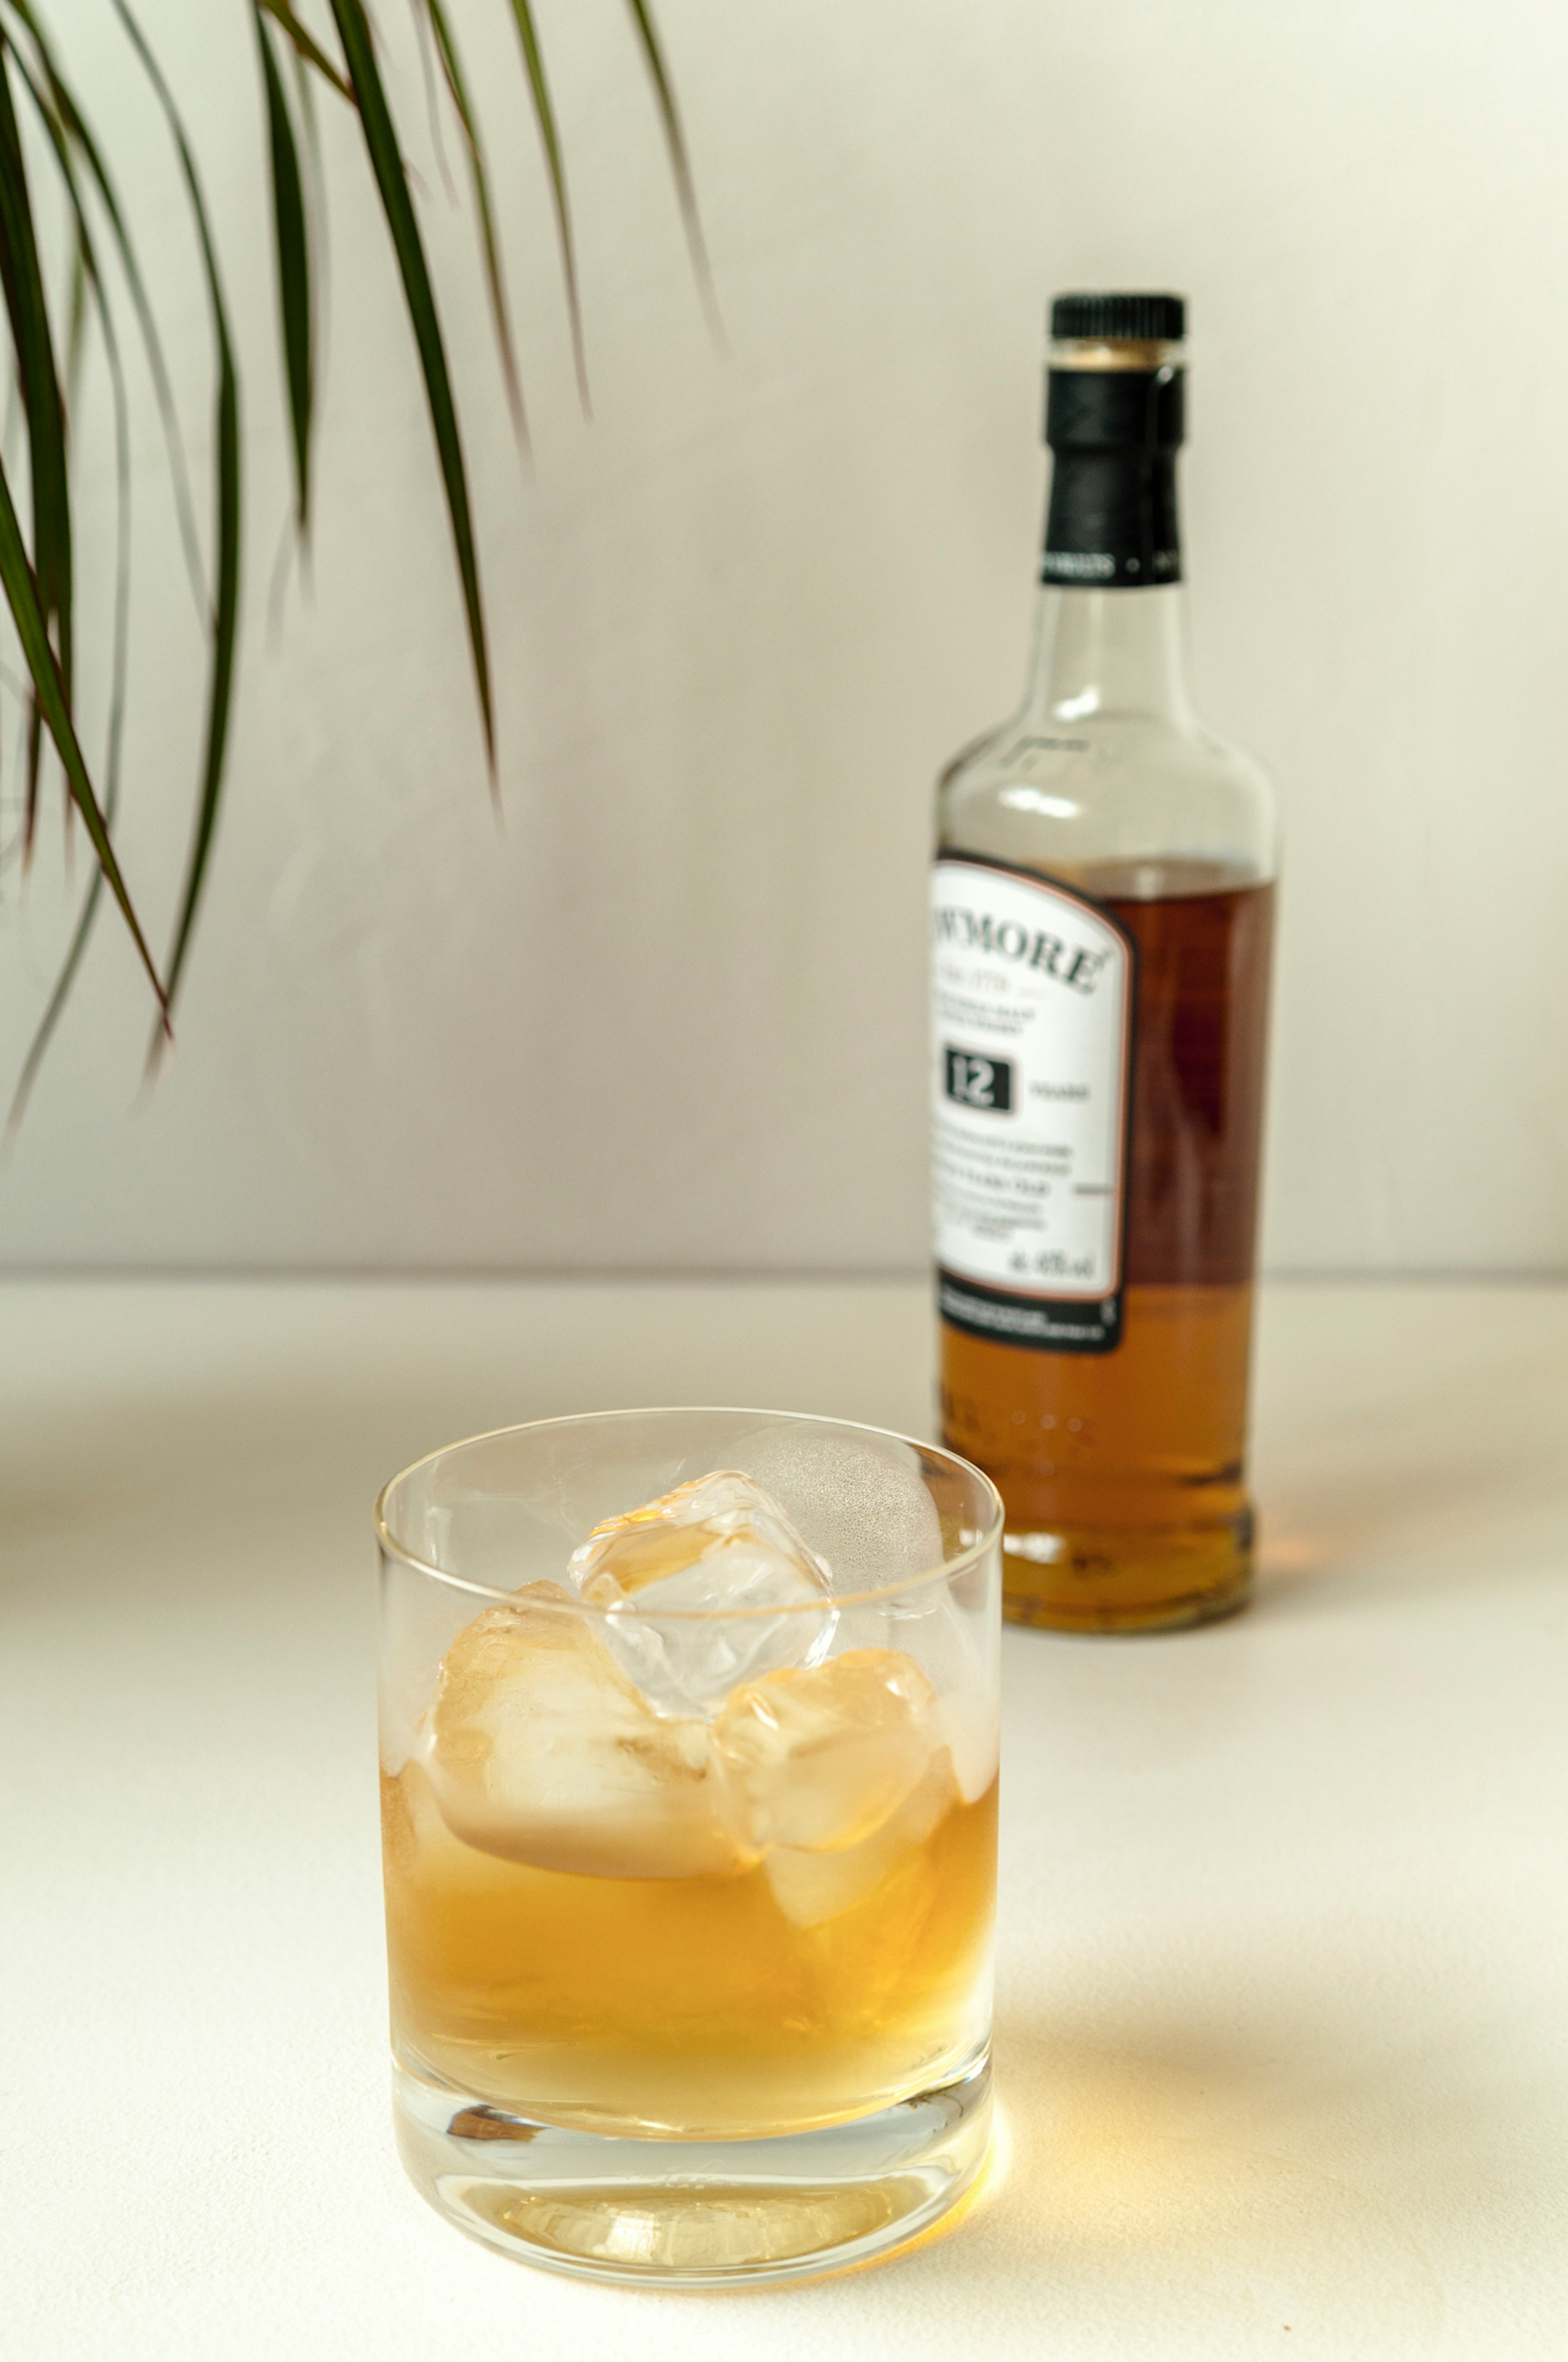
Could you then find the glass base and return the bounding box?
[393,2052,992,2287]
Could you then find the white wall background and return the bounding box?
[2,0,1566,1273]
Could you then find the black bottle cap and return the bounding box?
[1050,292,1186,343]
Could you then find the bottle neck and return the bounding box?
[1031,356,1190,722]
[1022,584,1193,727]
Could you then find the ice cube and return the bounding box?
[737,1430,945,1590]
[421,1581,745,1879]
[762,1745,958,1929]
[932,1690,999,1805]
[567,1470,837,1718]
[712,1647,938,1854]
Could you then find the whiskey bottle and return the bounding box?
[932,292,1276,1634]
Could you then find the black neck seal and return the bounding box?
[1042,366,1184,590]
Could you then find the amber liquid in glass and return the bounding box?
[941,863,1274,1633]
[382,1762,997,2140]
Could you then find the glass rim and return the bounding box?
[374,1405,1005,1619]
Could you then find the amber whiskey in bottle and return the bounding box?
[932,293,1276,1633]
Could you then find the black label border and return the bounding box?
[937,1269,1123,1354]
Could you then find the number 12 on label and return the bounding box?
[944,1048,1014,1112]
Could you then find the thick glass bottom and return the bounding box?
[1000,1504,1253,1633]
[392,2050,992,2287]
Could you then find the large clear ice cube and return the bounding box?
[713,1647,964,1927]
[420,1581,745,1879]
[567,1470,837,1717]
[737,1430,945,1591]
[762,1747,959,1929]
[712,1648,938,1854]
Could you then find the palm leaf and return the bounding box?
[255,0,352,103]
[0,36,71,663]
[7,180,132,1130]
[407,0,455,202]
[0,33,74,858]
[110,0,242,1039]
[328,0,495,774]
[2,0,713,1116]
[62,229,87,399]
[56,201,90,875]
[621,0,719,335]
[419,0,527,448]
[44,120,89,882]
[503,0,588,410]
[255,7,313,537]
[0,451,161,1016]
[2,0,207,618]
[290,36,328,473]
[20,703,39,859]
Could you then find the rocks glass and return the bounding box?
[376,1407,1002,2286]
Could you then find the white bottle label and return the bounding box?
[931,856,1134,1352]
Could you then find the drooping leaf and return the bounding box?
[503,0,588,409]
[255,0,352,102]
[406,0,455,203]
[110,0,242,1037]
[328,0,495,774]
[255,7,313,536]
[21,701,40,865]
[62,228,88,401]
[0,38,70,653]
[419,0,528,447]
[56,221,90,871]
[7,172,133,1131]
[290,33,329,452]
[3,0,207,617]
[620,0,720,336]
[0,30,75,854]
[0,451,162,1015]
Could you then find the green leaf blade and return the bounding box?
[504,0,588,410]
[255,7,314,536]
[255,0,353,102]
[7,236,132,1133]
[0,37,74,701]
[109,0,244,1032]
[4,0,209,620]
[621,0,720,337]
[328,0,495,774]
[420,0,528,448]
[0,451,164,1018]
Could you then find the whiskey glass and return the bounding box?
[376,1407,1002,2286]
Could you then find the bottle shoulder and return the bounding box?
[936,705,1277,887]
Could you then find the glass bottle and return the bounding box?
[931,292,1277,1633]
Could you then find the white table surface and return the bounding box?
[4,1275,1566,2360]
